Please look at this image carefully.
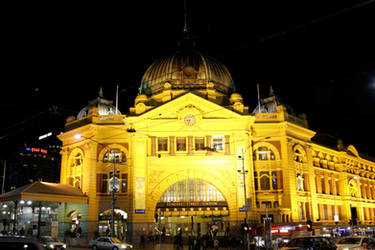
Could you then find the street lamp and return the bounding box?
[74,134,118,237]
[238,148,250,250]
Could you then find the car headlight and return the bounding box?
[49,244,54,249]
[63,244,67,248]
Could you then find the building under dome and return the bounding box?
[54,47,375,244]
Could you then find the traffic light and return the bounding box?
[241,223,249,233]
[306,219,313,232]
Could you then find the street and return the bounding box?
[67,243,230,249]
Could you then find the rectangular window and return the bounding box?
[194,137,205,151]
[176,137,186,151]
[157,137,168,151]
[254,172,258,191]
[121,174,127,193]
[212,135,224,151]
[102,174,108,193]
[261,201,272,208]
[272,171,278,190]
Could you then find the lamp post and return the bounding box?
[238,148,250,250]
[74,134,118,237]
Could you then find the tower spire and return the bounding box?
[183,0,188,36]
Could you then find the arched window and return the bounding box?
[103,149,126,163]
[260,172,270,190]
[254,147,275,161]
[159,179,225,203]
[71,153,83,168]
[294,149,306,163]
[74,177,81,189]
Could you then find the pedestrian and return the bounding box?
[214,237,219,250]
[202,237,208,250]
[76,226,82,238]
[140,234,146,249]
[19,227,25,236]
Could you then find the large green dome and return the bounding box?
[139,50,235,96]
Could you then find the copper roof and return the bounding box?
[140,50,235,96]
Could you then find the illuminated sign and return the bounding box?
[39,132,52,140]
[279,226,295,231]
[25,147,48,154]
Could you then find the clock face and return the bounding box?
[184,114,196,126]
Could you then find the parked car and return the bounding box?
[279,235,337,250]
[39,236,67,250]
[89,236,133,250]
[336,236,374,250]
[0,235,44,250]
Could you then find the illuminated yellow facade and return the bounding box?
[58,50,375,241]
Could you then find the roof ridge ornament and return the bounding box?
[99,87,104,98]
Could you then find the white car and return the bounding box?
[39,236,67,250]
[89,237,133,250]
[336,236,374,250]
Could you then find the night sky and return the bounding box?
[1,1,375,156]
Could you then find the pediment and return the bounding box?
[134,93,246,121]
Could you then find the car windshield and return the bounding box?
[337,238,362,244]
[286,237,318,247]
[111,238,122,243]
[42,237,57,242]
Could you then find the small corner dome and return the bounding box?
[77,89,121,120]
[139,50,236,96]
[229,93,243,104]
[135,94,148,105]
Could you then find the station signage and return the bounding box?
[25,147,48,154]
[271,226,296,234]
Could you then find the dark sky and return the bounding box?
[2,1,375,156]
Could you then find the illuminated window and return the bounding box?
[212,135,224,151]
[272,171,278,190]
[157,137,168,151]
[255,147,275,161]
[297,174,304,191]
[158,179,225,203]
[261,201,272,208]
[178,180,186,202]
[103,149,126,163]
[176,137,186,151]
[121,174,127,193]
[194,137,205,151]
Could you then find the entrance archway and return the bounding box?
[155,179,230,237]
[67,210,82,236]
[98,209,128,239]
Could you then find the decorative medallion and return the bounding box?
[184,114,196,126]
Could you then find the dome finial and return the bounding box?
[99,87,104,98]
[269,85,275,96]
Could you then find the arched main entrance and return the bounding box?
[98,209,128,239]
[67,210,82,234]
[155,179,229,237]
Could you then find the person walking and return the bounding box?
[214,237,219,250]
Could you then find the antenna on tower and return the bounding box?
[257,84,262,113]
[183,0,188,35]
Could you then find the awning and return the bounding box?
[0,181,88,204]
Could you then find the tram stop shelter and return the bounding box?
[0,181,88,238]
